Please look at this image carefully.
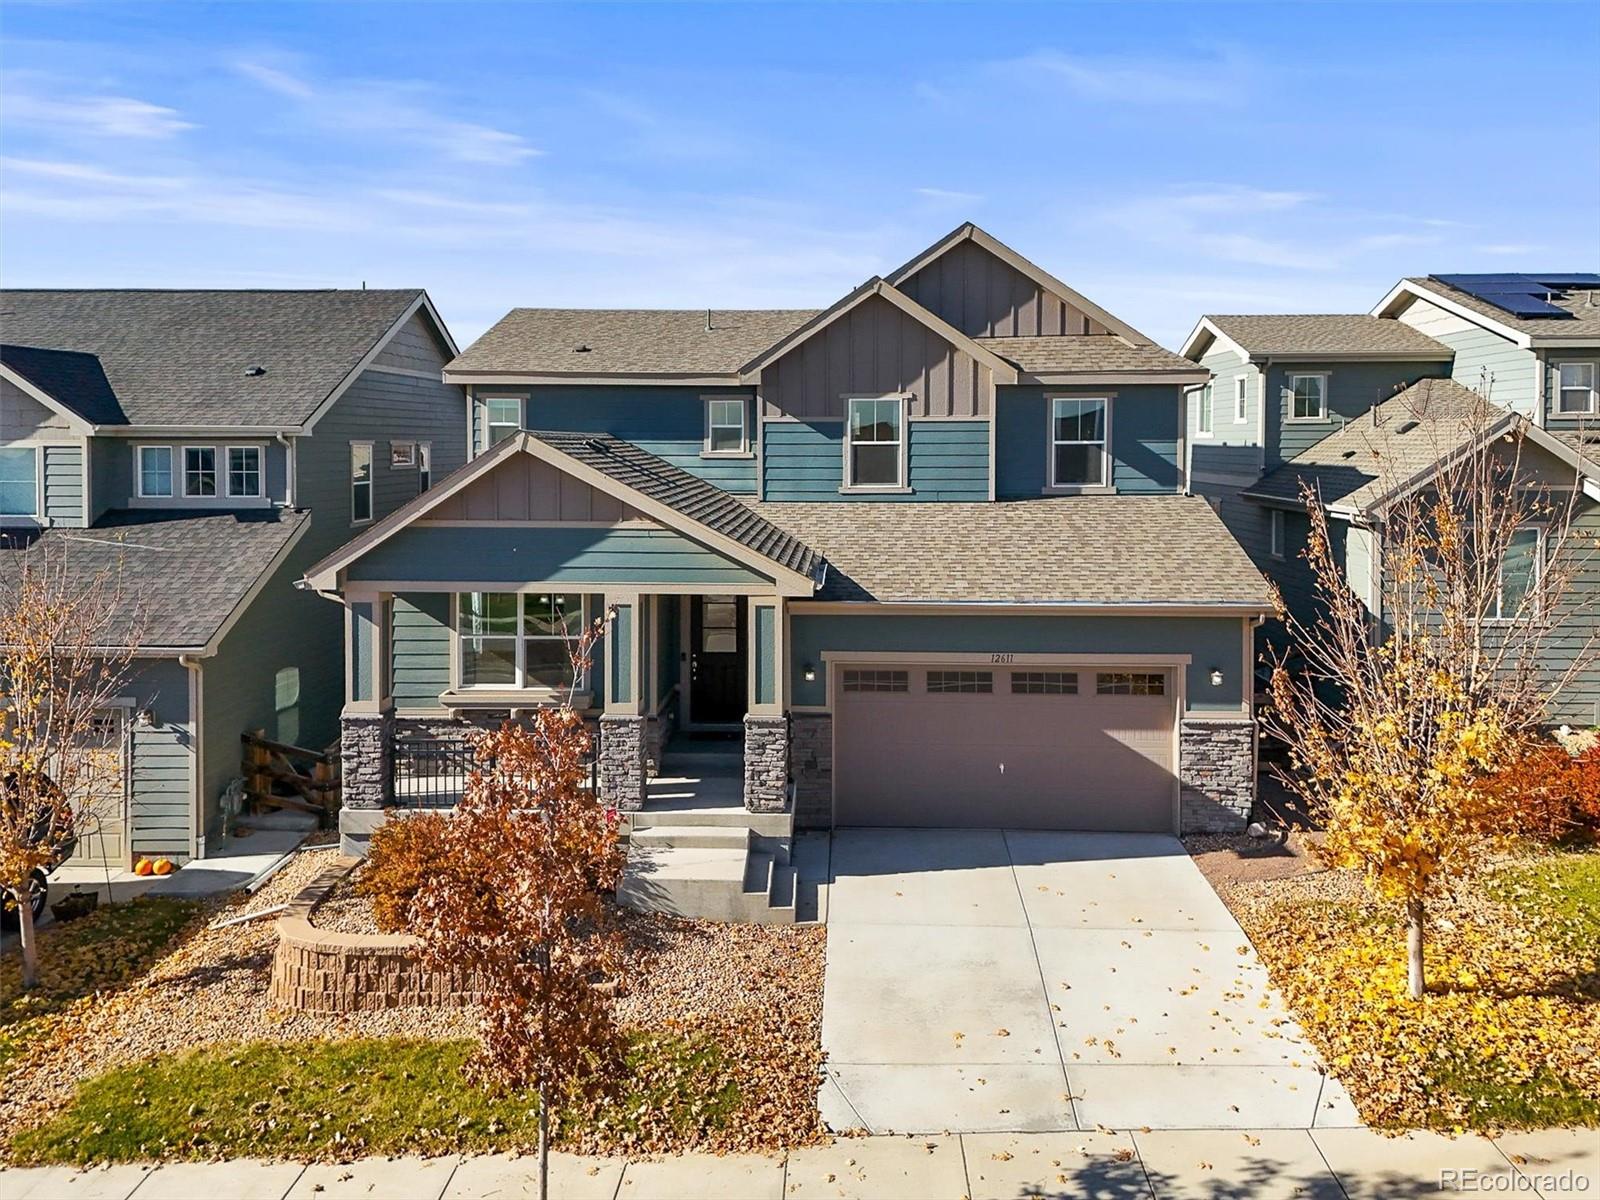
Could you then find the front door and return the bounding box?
[689,594,747,725]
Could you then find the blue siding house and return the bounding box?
[307,225,1273,919]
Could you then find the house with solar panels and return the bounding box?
[1180,272,1600,726]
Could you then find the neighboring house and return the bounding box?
[304,223,1274,885]
[1181,274,1600,725]
[0,289,465,866]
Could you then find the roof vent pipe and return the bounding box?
[705,308,712,332]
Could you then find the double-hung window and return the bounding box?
[0,446,39,518]
[1234,376,1249,423]
[1557,362,1597,415]
[1196,385,1214,436]
[417,442,432,493]
[457,592,584,690]
[1288,373,1328,421]
[184,447,217,497]
[484,397,522,448]
[1491,528,1542,620]
[845,396,904,488]
[1269,510,1286,559]
[137,446,173,497]
[1050,396,1109,488]
[226,446,262,497]
[351,443,373,523]
[704,398,749,454]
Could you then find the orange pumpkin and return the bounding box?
[152,858,174,876]
[133,858,154,877]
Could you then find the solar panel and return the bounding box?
[1430,273,1589,319]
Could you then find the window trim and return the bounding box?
[1285,372,1330,423]
[417,442,432,493]
[1046,394,1114,493]
[1095,671,1167,696]
[482,395,524,450]
[224,444,263,499]
[1555,361,1598,415]
[134,444,175,499]
[841,393,909,492]
[1234,375,1249,423]
[1269,509,1286,560]
[702,396,753,458]
[350,441,374,525]
[390,441,417,469]
[182,445,218,499]
[1485,526,1545,623]
[0,443,42,521]
[1195,384,1214,437]
[453,591,589,694]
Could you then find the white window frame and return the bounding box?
[454,592,588,693]
[483,396,523,449]
[417,442,432,493]
[702,396,751,457]
[182,445,218,498]
[1047,394,1113,492]
[1286,372,1330,423]
[390,441,417,469]
[1556,361,1597,415]
[1269,509,1285,559]
[842,394,908,492]
[1234,375,1249,423]
[350,441,374,525]
[0,443,42,521]
[135,444,174,499]
[1195,385,1214,437]
[224,445,263,498]
[1486,526,1545,622]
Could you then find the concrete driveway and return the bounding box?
[819,829,1360,1134]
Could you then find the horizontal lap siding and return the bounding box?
[43,445,84,526]
[392,594,452,711]
[995,386,1180,498]
[1547,501,1600,726]
[1397,297,1534,419]
[762,420,989,501]
[1268,360,1451,466]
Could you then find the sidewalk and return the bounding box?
[3,1127,1594,1199]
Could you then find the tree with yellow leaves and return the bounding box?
[1263,399,1598,999]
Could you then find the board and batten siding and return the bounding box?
[759,294,991,421]
[1265,360,1449,467]
[896,237,1107,338]
[994,386,1181,498]
[761,420,988,501]
[1394,296,1535,418]
[42,444,85,526]
[428,452,647,523]
[476,387,759,494]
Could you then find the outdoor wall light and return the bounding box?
[135,707,157,729]
[802,663,817,682]
[1209,668,1224,688]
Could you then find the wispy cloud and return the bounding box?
[914,186,984,207]
[1475,242,1542,257]
[2,77,194,138]
[230,55,541,166]
[998,48,1250,107]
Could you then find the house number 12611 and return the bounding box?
[990,653,1015,664]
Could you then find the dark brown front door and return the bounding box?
[689,594,746,724]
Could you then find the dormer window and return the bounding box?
[844,395,906,489]
[184,447,217,497]
[137,446,173,498]
[1557,362,1597,414]
[1288,373,1329,422]
[227,446,262,498]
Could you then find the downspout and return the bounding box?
[179,654,206,859]
[276,433,297,508]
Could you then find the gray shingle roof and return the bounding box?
[1406,277,1600,342]
[0,289,427,427]
[1243,378,1503,511]
[447,309,819,377]
[1203,315,1452,358]
[0,344,126,425]
[529,431,821,578]
[0,508,309,650]
[975,335,1199,375]
[745,495,1271,606]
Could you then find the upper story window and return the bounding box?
[351,442,373,524]
[137,446,173,497]
[1050,396,1110,488]
[1491,528,1542,621]
[1557,362,1597,414]
[457,592,584,691]
[1270,509,1286,559]
[704,398,749,455]
[485,397,522,447]
[0,446,39,518]
[845,396,905,489]
[227,446,262,498]
[1196,385,1214,436]
[1235,376,1249,422]
[184,447,217,497]
[1288,373,1329,422]
[418,442,432,493]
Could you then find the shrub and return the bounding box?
[1481,736,1600,842]
[357,811,450,932]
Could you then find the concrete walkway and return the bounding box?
[821,829,1358,1133]
[3,1128,1593,1199]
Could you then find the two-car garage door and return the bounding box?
[832,663,1176,832]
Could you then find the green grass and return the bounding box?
[1428,1057,1600,1129]
[11,1035,741,1164]
[1,897,200,1070]
[1488,851,1600,961]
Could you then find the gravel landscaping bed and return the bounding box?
[310,862,380,934]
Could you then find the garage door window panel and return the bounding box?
[927,670,992,694]
[1096,672,1166,696]
[1012,671,1078,695]
[842,669,908,693]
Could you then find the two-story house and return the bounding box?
[1,289,466,868]
[304,224,1273,917]
[1181,274,1600,725]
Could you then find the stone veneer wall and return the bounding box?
[790,714,832,829]
[599,714,646,811]
[268,856,481,1013]
[340,712,394,810]
[1179,718,1256,833]
[743,714,788,813]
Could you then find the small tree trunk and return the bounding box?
[17,890,39,989]
[1405,895,1426,1000]
[537,1077,549,1200]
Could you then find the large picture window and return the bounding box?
[137,446,173,497]
[845,396,904,488]
[1050,396,1109,488]
[0,446,39,517]
[458,592,585,690]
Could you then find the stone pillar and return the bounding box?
[789,713,833,829]
[599,713,647,811]
[1179,718,1255,833]
[743,714,789,814]
[340,711,394,810]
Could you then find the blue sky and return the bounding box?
[2,2,1596,349]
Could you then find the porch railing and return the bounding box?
[389,733,601,809]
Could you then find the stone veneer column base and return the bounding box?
[789,713,832,829]
[599,714,647,811]
[1179,718,1256,833]
[340,711,394,811]
[743,714,789,813]
[642,696,677,780]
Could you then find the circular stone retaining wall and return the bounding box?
[268,855,481,1013]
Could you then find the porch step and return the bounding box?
[616,842,794,925]
[629,824,749,851]
[628,804,792,837]
[644,772,744,808]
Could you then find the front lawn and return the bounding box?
[1196,844,1600,1131]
